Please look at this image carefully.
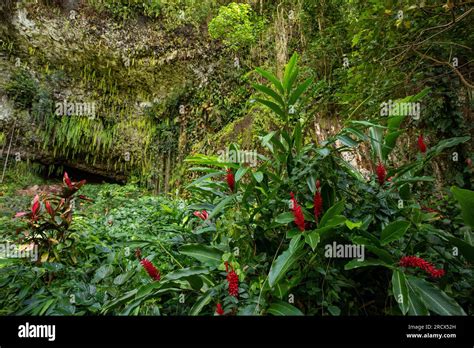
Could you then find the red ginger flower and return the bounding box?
[31,195,40,221]
[289,192,305,231]
[225,261,239,297]
[140,258,161,281]
[216,303,225,315]
[226,168,235,192]
[63,172,73,189]
[376,162,386,185]
[193,210,209,220]
[45,200,55,218]
[418,134,427,153]
[400,256,445,278]
[314,180,323,222]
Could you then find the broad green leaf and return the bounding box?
[369,126,384,161]
[113,272,132,285]
[345,220,362,230]
[288,78,313,106]
[179,244,223,267]
[406,280,429,315]
[344,259,389,270]
[164,267,209,281]
[392,270,409,315]
[253,171,264,183]
[382,130,403,160]
[407,276,466,315]
[255,98,286,119]
[92,265,114,283]
[336,134,358,148]
[344,127,368,141]
[101,289,138,312]
[380,220,410,245]
[252,83,284,106]
[324,215,347,228]
[444,235,474,263]
[267,301,303,316]
[451,186,474,229]
[255,67,284,94]
[319,200,345,227]
[304,230,320,251]
[387,115,406,130]
[427,136,470,156]
[293,122,302,154]
[273,279,291,299]
[234,167,248,182]
[136,281,163,299]
[275,212,295,224]
[190,290,213,315]
[208,195,235,219]
[268,246,304,287]
[283,53,298,92]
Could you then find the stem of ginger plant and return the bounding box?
[254,233,285,314]
[156,239,184,269]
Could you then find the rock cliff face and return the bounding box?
[0,1,254,189]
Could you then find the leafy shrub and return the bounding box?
[208,3,265,52]
[180,53,472,316]
[5,69,39,109]
[13,172,91,263]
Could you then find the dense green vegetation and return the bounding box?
[0,0,472,316]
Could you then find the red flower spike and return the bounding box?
[226,168,235,192]
[31,195,40,221]
[216,303,225,315]
[227,271,239,297]
[314,191,323,222]
[399,256,445,278]
[224,262,239,297]
[376,162,386,185]
[290,192,305,231]
[45,200,55,218]
[418,135,427,153]
[63,172,73,189]
[316,180,321,189]
[193,210,209,220]
[140,258,161,281]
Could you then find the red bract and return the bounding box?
[418,135,427,153]
[45,200,55,218]
[314,180,323,222]
[140,258,161,281]
[216,303,225,315]
[135,248,142,260]
[63,172,73,189]
[290,192,305,231]
[226,168,235,192]
[399,256,445,278]
[78,194,93,202]
[31,195,40,221]
[376,163,386,185]
[193,210,209,220]
[225,261,239,297]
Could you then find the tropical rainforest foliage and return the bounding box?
[0,0,472,316]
